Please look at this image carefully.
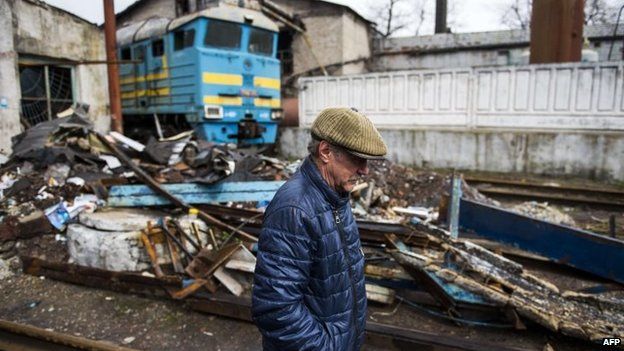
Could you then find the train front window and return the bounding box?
[120,47,131,60]
[174,29,195,51]
[205,20,241,49]
[248,28,273,56]
[152,39,165,57]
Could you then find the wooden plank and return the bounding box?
[140,230,164,277]
[107,181,285,207]
[214,267,244,296]
[224,245,256,273]
[366,284,395,305]
[224,260,255,273]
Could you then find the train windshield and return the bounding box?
[205,20,242,49]
[248,28,274,56]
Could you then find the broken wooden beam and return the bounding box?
[366,284,395,305]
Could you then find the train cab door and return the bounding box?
[132,44,148,108]
[147,38,167,108]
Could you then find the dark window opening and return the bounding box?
[205,20,241,49]
[19,64,73,127]
[174,29,196,51]
[134,46,145,61]
[175,0,191,16]
[248,28,274,56]
[152,39,165,57]
[278,29,294,77]
[120,47,132,60]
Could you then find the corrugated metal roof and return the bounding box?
[116,4,278,46]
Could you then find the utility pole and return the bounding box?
[103,0,123,133]
[530,0,584,63]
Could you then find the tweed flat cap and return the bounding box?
[311,107,387,160]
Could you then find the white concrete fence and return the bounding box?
[298,61,624,131]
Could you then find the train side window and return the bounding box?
[133,46,145,61]
[248,28,274,56]
[174,29,195,51]
[205,20,241,49]
[152,39,165,57]
[120,47,132,60]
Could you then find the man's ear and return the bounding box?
[318,140,332,164]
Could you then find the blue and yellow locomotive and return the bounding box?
[116,5,282,145]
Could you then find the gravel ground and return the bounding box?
[0,274,261,351]
[0,270,600,351]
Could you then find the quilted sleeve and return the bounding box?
[252,206,333,350]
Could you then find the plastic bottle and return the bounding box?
[45,201,71,230]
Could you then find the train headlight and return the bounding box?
[204,105,223,119]
[271,109,283,120]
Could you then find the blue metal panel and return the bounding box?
[107,181,285,207]
[459,198,624,284]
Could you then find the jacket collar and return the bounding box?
[300,156,349,208]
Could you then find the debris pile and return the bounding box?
[387,227,624,342]
[1,108,622,350]
[510,201,577,226]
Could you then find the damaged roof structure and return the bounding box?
[0,0,110,156]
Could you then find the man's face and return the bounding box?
[328,147,369,193]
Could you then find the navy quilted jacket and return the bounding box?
[252,157,367,350]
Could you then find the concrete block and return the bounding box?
[67,224,149,272]
[67,224,104,269]
[100,231,149,272]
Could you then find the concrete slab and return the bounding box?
[78,208,165,232]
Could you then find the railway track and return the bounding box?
[0,319,138,351]
[464,175,624,208]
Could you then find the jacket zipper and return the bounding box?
[333,208,359,350]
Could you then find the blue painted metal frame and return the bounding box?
[107,181,285,207]
[459,198,624,285]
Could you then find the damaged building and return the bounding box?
[0,0,110,155]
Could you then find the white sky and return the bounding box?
[39,0,612,36]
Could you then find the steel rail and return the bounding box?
[0,319,139,351]
[464,176,624,208]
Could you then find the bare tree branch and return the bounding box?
[371,0,428,38]
[500,0,618,30]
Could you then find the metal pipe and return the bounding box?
[435,0,448,34]
[103,0,123,133]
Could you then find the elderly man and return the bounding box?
[252,107,387,350]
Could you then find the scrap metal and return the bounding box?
[94,132,257,243]
[388,230,624,343]
[459,198,624,285]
